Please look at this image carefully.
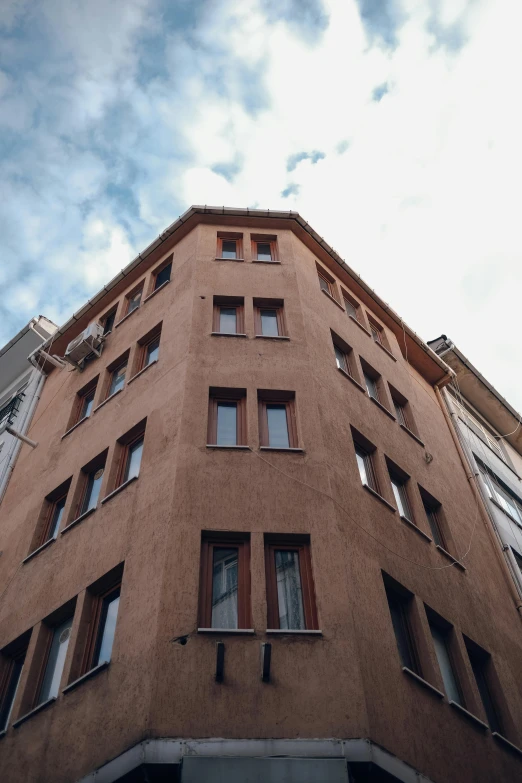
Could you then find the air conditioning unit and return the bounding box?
[64,323,104,368]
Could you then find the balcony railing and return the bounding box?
[0,393,24,432]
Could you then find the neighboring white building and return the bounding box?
[429,336,522,599]
[0,316,57,504]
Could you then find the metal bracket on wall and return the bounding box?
[261,642,271,682]
[215,642,225,682]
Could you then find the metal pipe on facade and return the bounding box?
[434,383,522,612]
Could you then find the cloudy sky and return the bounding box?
[1,0,521,408]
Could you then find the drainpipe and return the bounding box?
[434,383,522,612]
[0,368,45,507]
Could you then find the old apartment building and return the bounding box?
[0,207,521,782]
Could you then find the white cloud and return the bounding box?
[0,0,521,409]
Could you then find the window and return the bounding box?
[109,421,147,491]
[342,291,361,322]
[384,580,420,674]
[80,468,104,515]
[217,234,242,260]
[387,463,413,521]
[153,258,172,290]
[208,389,246,446]
[38,617,73,703]
[251,235,277,262]
[71,376,98,428]
[363,370,379,401]
[42,494,67,544]
[265,536,318,630]
[107,357,128,398]
[330,332,356,379]
[465,638,503,733]
[317,265,336,298]
[74,452,107,519]
[420,489,446,548]
[427,612,462,704]
[478,464,522,524]
[369,322,383,345]
[212,297,244,335]
[254,299,286,337]
[100,308,117,336]
[258,391,298,449]
[0,635,29,732]
[123,437,144,484]
[353,441,379,493]
[125,284,143,315]
[199,534,251,629]
[134,324,162,375]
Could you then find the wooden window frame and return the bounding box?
[331,332,355,378]
[151,255,173,292]
[253,299,286,337]
[100,307,117,336]
[212,297,245,334]
[124,282,144,316]
[117,432,145,488]
[251,234,278,262]
[341,289,362,322]
[384,578,421,675]
[135,324,162,374]
[354,443,379,492]
[216,233,243,261]
[0,633,29,731]
[105,352,129,400]
[198,533,251,629]
[419,487,447,550]
[40,492,68,545]
[464,636,505,735]
[80,579,122,675]
[207,389,247,446]
[264,536,318,630]
[258,392,298,449]
[317,269,335,298]
[74,452,107,520]
[387,461,414,521]
[33,604,75,708]
[70,376,98,428]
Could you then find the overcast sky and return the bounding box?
[1,0,521,409]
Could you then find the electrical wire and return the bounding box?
[249,447,478,572]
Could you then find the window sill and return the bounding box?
[206,444,250,450]
[492,732,522,757]
[402,667,444,698]
[266,629,322,635]
[23,536,56,563]
[255,334,290,340]
[115,306,140,329]
[369,395,396,420]
[260,447,305,453]
[93,388,123,413]
[348,314,372,337]
[337,367,366,393]
[252,259,281,264]
[143,279,170,303]
[210,332,248,338]
[215,256,244,262]
[61,506,96,535]
[63,661,109,695]
[436,545,466,571]
[127,359,158,385]
[449,701,488,730]
[12,697,56,728]
[399,423,424,447]
[321,288,344,311]
[198,628,255,634]
[374,340,396,361]
[62,415,90,440]
[101,475,138,504]
[363,484,396,512]
[400,515,432,543]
